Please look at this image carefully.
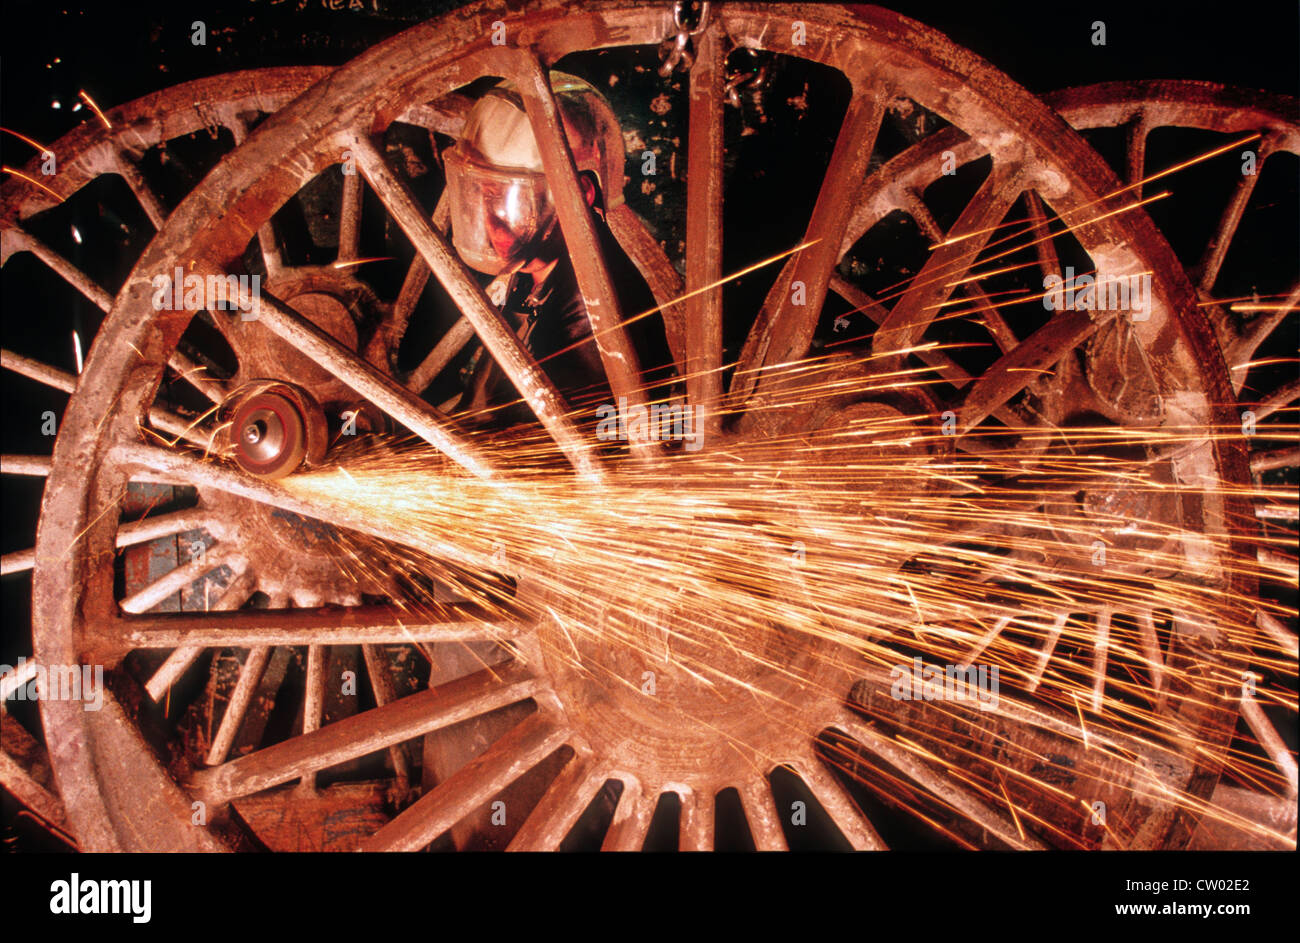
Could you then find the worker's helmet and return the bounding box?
[445,72,626,275]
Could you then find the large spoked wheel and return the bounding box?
[1,68,336,844]
[835,79,1298,846]
[31,2,1286,851]
[0,65,524,845]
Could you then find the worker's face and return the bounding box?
[445,144,555,276]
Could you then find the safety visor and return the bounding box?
[444,144,554,274]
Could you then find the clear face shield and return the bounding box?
[445,144,556,276]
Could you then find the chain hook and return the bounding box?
[724,47,772,110]
[658,1,711,77]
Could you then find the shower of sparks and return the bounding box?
[119,128,1296,849]
[221,351,1299,849]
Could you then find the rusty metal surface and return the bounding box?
[0,69,332,225]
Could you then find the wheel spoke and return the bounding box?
[2,348,75,392]
[4,229,218,401]
[857,660,1140,757]
[731,90,887,405]
[683,25,727,442]
[337,166,363,263]
[190,660,541,804]
[205,647,272,766]
[678,786,715,851]
[1257,610,1299,659]
[1196,139,1268,291]
[406,317,476,396]
[607,203,686,364]
[1136,609,1166,698]
[507,754,604,851]
[1240,693,1299,796]
[389,259,432,360]
[298,643,328,789]
[1124,116,1149,196]
[830,274,1025,418]
[362,710,569,851]
[831,710,1046,849]
[119,546,243,615]
[903,191,1018,353]
[871,169,1023,360]
[0,547,34,575]
[959,615,1013,671]
[239,283,495,478]
[1251,447,1300,475]
[228,118,284,276]
[113,148,168,229]
[1023,191,1062,284]
[956,309,1097,434]
[792,753,887,850]
[498,49,653,453]
[0,454,51,477]
[601,778,656,851]
[738,778,787,851]
[4,224,114,311]
[361,645,414,795]
[3,348,215,448]
[1026,612,1069,693]
[1090,607,1112,712]
[110,442,498,569]
[1227,283,1299,375]
[1253,377,1300,421]
[393,92,473,136]
[346,134,605,478]
[381,196,448,361]
[112,603,517,652]
[167,348,227,405]
[117,508,219,548]
[1258,547,1298,579]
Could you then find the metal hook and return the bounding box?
[659,1,710,76]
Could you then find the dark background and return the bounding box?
[2,0,1296,148]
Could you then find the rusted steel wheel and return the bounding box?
[21,2,1295,851]
[0,66,507,844]
[1,69,335,844]
[837,79,1298,846]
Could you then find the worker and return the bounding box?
[444,71,672,416]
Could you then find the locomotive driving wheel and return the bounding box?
[1,68,335,844]
[15,1,1296,851]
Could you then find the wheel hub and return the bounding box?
[531,413,934,783]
